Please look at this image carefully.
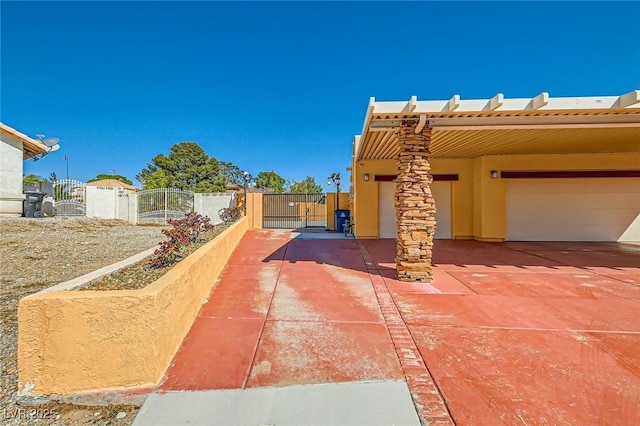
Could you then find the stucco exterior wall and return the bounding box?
[0,136,24,216]
[193,193,236,224]
[85,186,135,221]
[352,153,639,241]
[473,152,640,241]
[432,158,474,239]
[352,160,396,238]
[352,158,474,239]
[18,217,249,396]
[326,192,350,231]
[244,192,263,229]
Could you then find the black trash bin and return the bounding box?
[335,209,350,232]
[23,191,47,218]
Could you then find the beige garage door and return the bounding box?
[379,181,452,239]
[506,178,640,242]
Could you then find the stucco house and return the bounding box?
[349,91,640,281]
[86,179,138,192]
[0,123,49,216]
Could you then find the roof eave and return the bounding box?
[0,122,50,159]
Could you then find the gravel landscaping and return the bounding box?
[0,217,170,425]
[80,224,231,292]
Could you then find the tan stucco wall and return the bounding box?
[433,158,474,239]
[352,153,639,241]
[18,217,249,396]
[473,153,640,241]
[351,158,473,239]
[326,192,350,230]
[244,192,263,228]
[352,160,396,238]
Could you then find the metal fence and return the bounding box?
[137,188,194,224]
[53,179,87,216]
[263,193,326,229]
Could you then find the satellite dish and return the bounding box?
[31,134,61,161]
[42,138,60,147]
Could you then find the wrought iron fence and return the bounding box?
[53,179,86,216]
[137,188,194,224]
[263,193,326,229]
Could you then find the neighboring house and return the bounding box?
[226,183,265,193]
[86,179,138,192]
[226,183,244,192]
[0,123,49,216]
[351,91,640,243]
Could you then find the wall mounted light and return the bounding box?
[490,170,499,179]
[364,173,370,181]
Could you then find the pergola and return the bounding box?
[353,91,640,282]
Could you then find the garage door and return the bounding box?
[506,178,640,242]
[379,181,451,239]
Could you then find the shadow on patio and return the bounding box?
[261,233,640,282]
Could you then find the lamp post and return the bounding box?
[243,171,253,216]
[327,172,341,210]
[64,156,69,180]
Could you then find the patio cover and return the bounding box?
[355,91,640,160]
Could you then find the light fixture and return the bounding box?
[364,173,370,181]
[242,171,253,216]
[327,172,341,210]
[490,170,499,179]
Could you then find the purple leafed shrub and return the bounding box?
[149,212,215,269]
[218,206,242,224]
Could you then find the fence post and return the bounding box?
[164,189,168,222]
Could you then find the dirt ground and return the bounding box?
[0,217,167,425]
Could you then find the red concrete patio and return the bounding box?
[160,229,640,425]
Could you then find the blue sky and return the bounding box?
[3,1,639,188]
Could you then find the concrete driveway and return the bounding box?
[364,238,640,425]
[136,230,640,425]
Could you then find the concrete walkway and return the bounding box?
[135,381,419,425]
[135,230,640,425]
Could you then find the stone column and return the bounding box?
[395,121,436,282]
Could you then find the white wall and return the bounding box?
[85,190,235,224]
[128,192,138,224]
[194,193,236,224]
[85,186,137,222]
[0,136,24,216]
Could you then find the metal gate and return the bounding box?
[137,188,194,224]
[263,193,326,229]
[53,179,86,216]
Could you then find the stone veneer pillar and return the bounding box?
[395,121,436,282]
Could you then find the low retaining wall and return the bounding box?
[18,216,249,396]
